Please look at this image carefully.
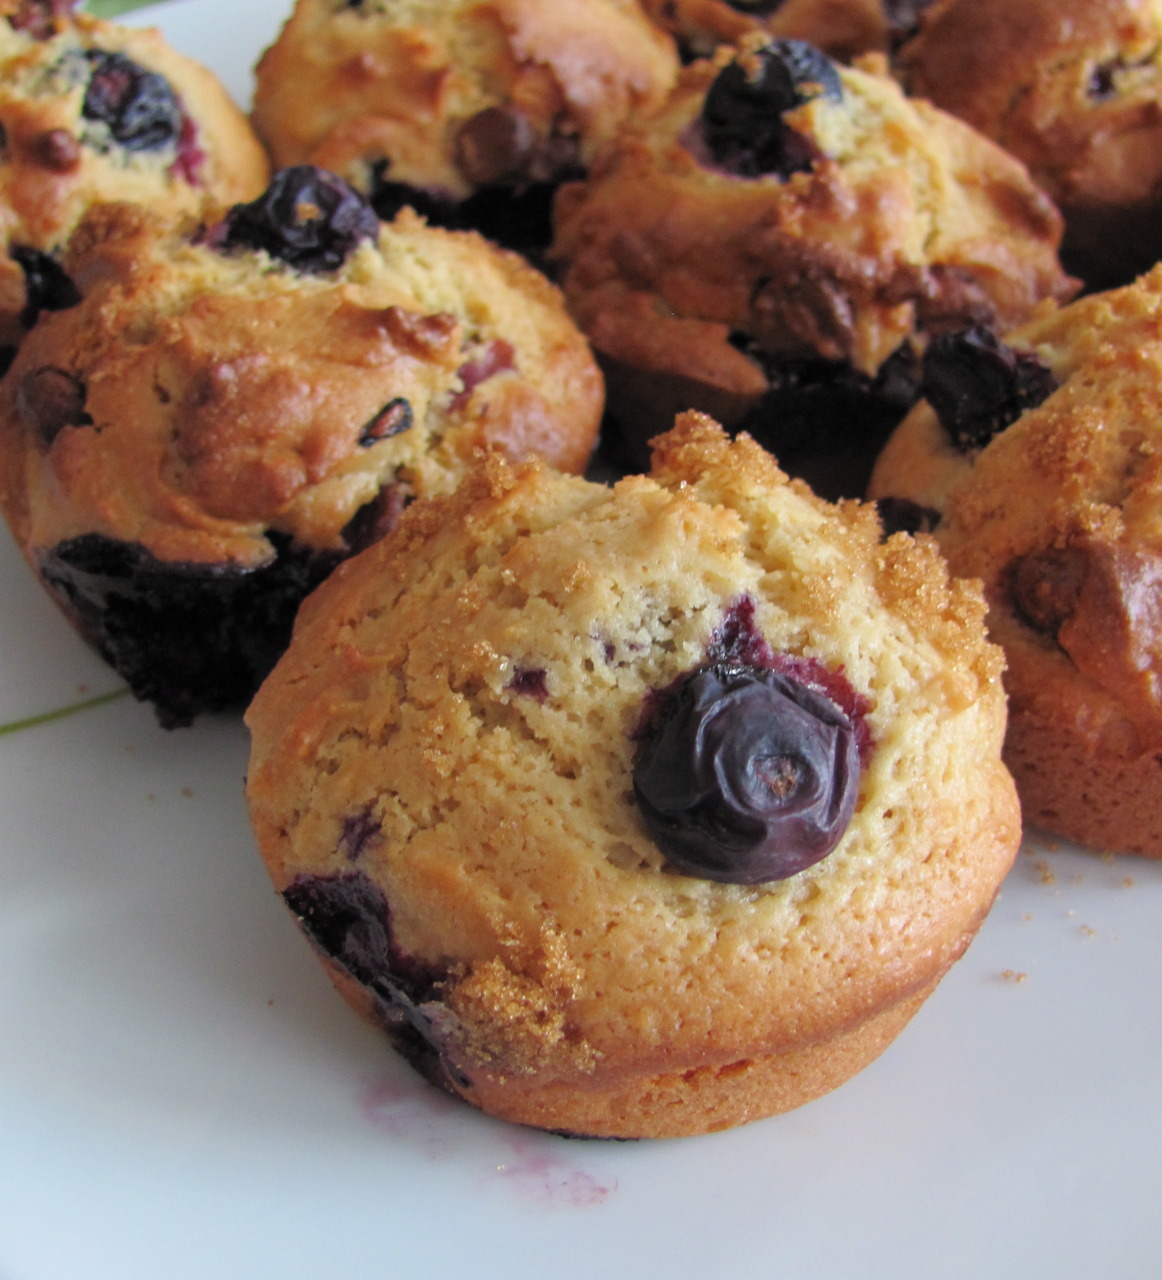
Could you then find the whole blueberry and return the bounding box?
[633,663,860,883]
[217,166,381,274]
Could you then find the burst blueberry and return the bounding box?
[82,51,183,153]
[217,166,381,274]
[921,326,1057,453]
[700,39,841,179]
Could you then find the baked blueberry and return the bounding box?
[37,532,339,729]
[701,39,841,179]
[633,662,860,883]
[921,326,1057,453]
[217,166,381,274]
[82,50,184,153]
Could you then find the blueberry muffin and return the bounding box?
[550,35,1075,496]
[641,0,932,63]
[0,0,269,355]
[250,0,679,259]
[0,166,602,728]
[869,269,1162,856]
[245,413,1020,1139]
[898,0,1162,288]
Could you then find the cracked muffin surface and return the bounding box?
[550,35,1074,494]
[251,0,679,256]
[0,172,601,725]
[245,414,1018,1138]
[870,267,1162,855]
[0,0,268,350]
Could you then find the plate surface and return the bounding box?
[1,4,1161,1277]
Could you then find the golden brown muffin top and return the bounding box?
[642,0,904,62]
[551,37,1074,395]
[252,0,679,200]
[0,190,602,570]
[900,0,1162,214]
[870,266,1162,743]
[247,414,1016,1089]
[0,3,268,343]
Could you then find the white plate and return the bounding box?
[2,4,1161,1277]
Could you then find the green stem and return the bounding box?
[83,0,172,17]
[0,687,129,737]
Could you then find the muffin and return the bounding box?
[0,0,268,355]
[898,0,1162,288]
[869,269,1162,856]
[250,0,679,258]
[0,166,602,728]
[245,413,1020,1139]
[550,35,1075,496]
[641,0,932,63]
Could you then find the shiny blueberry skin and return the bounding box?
[82,51,183,152]
[921,326,1057,453]
[216,166,380,274]
[701,40,841,179]
[633,663,860,884]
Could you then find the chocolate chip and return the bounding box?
[1011,546,1089,634]
[455,106,537,187]
[31,128,81,173]
[17,366,91,446]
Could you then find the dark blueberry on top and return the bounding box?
[706,596,873,762]
[217,166,381,274]
[10,246,81,329]
[633,662,860,884]
[921,326,1057,454]
[82,51,183,153]
[700,40,841,179]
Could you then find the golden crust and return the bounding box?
[900,0,1162,285]
[869,266,1162,854]
[0,8,269,345]
[550,41,1074,454]
[246,413,1018,1138]
[641,0,895,62]
[0,199,602,570]
[252,0,678,199]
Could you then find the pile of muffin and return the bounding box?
[2,0,1160,1139]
